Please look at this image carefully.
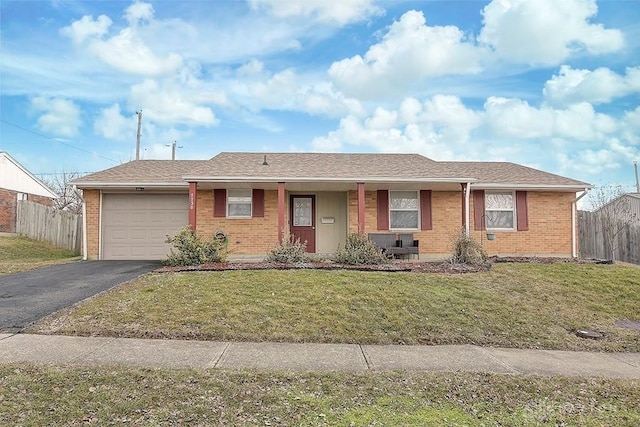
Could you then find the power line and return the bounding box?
[0,119,119,164]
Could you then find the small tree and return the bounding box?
[587,185,639,261]
[43,171,83,214]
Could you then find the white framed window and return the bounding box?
[485,191,515,230]
[227,189,252,218]
[389,190,419,229]
[16,193,27,201]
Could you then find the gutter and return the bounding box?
[572,189,590,258]
[181,176,478,184]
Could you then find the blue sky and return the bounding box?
[1,0,639,191]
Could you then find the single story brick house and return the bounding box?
[72,152,590,261]
[0,151,57,233]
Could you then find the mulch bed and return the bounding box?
[156,256,614,274]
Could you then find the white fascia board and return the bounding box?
[471,183,592,191]
[182,176,478,184]
[73,182,188,190]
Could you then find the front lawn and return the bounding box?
[0,235,78,275]
[30,263,640,352]
[1,364,638,426]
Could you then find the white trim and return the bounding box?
[81,188,88,261]
[73,182,188,189]
[226,188,253,218]
[472,183,592,191]
[182,176,477,184]
[389,190,419,230]
[465,182,471,236]
[0,152,58,199]
[98,191,103,260]
[485,191,516,231]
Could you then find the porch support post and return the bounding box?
[278,182,285,242]
[357,182,365,235]
[464,182,471,236]
[188,182,197,229]
[460,183,466,229]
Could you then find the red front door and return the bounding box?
[290,195,316,253]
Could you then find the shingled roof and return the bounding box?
[73,152,590,189]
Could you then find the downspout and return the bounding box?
[465,182,471,236]
[75,185,88,261]
[572,188,589,258]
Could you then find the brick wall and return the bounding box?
[197,189,280,255]
[347,190,575,258]
[0,188,17,232]
[0,188,54,233]
[473,191,574,257]
[83,189,100,259]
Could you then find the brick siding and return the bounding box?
[197,189,280,255]
[0,188,53,233]
[83,189,100,259]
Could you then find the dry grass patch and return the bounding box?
[31,263,640,351]
[1,364,639,426]
[0,235,78,275]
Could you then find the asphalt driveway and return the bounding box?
[0,261,160,333]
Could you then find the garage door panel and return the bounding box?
[102,194,188,260]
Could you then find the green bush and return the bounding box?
[265,236,310,263]
[164,227,227,266]
[450,228,487,265]
[334,233,390,265]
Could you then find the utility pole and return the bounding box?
[634,160,639,193]
[165,141,183,160]
[135,110,142,160]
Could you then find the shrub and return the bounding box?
[265,235,310,263]
[164,227,227,266]
[450,228,487,265]
[334,233,390,265]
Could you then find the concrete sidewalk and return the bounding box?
[1,334,639,378]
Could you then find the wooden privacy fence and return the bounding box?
[16,200,82,254]
[578,210,640,264]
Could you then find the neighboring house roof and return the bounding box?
[594,193,640,217]
[73,152,590,191]
[0,151,58,199]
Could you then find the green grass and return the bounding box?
[31,263,640,352]
[1,364,638,426]
[0,235,78,275]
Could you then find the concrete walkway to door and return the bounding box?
[1,334,639,378]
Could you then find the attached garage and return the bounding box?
[101,193,188,260]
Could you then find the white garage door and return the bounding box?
[102,193,188,260]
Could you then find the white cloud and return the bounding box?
[30,96,82,137]
[60,14,112,45]
[248,0,382,25]
[484,97,617,141]
[61,5,183,76]
[88,29,183,76]
[125,1,154,26]
[94,103,135,141]
[129,79,220,126]
[544,65,640,106]
[234,66,365,118]
[328,10,485,98]
[312,94,481,159]
[479,0,624,66]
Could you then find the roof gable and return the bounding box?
[0,152,57,198]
